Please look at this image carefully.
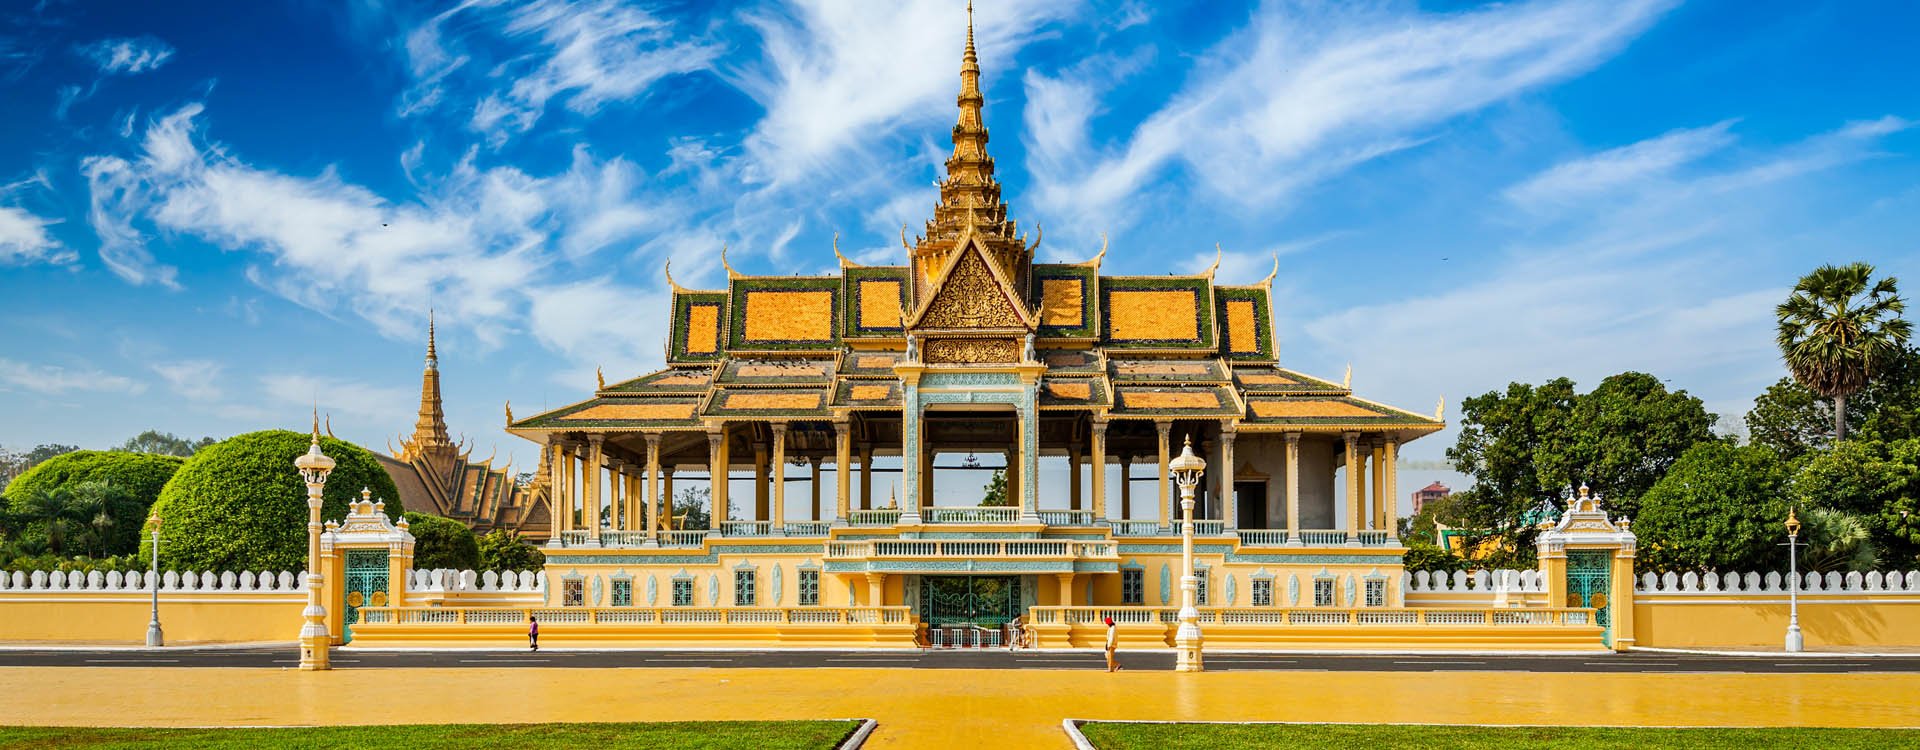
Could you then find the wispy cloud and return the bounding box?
[150,359,224,402]
[260,373,412,423]
[75,36,175,75]
[402,0,718,145]
[0,358,145,395]
[1504,120,1738,210]
[1025,0,1677,230]
[0,204,75,266]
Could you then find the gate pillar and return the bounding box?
[319,490,416,645]
[1536,485,1636,652]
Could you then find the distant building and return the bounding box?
[1411,481,1450,514]
[376,316,551,538]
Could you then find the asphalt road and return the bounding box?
[0,648,1915,673]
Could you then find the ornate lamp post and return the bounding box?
[1168,435,1207,672]
[145,513,163,647]
[1784,507,1803,653]
[295,416,336,671]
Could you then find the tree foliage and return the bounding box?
[1776,263,1912,441]
[477,529,546,571]
[118,430,217,457]
[979,468,1012,507]
[1794,438,1920,565]
[4,450,184,556]
[670,486,712,530]
[403,512,480,570]
[1633,442,1791,573]
[145,430,401,572]
[1446,373,1714,543]
[1748,345,1920,462]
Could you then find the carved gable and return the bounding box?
[913,244,1031,330]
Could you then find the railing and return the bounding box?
[1026,607,1597,627]
[925,507,1022,524]
[1109,521,1163,537]
[1038,510,1097,526]
[826,539,1117,560]
[560,531,590,546]
[1296,530,1348,546]
[784,522,831,537]
[1191,520,1225,536]
[600,531,646,547]
[1356,530,1393,546]
[847,509,902,527]
[660,530,708,548]
[1237,530,1289,546]
[356,606,915,626]
[720,521,776,537]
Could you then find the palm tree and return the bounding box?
[1777,263,1913,441]
[20,487,76,557]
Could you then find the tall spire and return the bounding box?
[407,310,454,458]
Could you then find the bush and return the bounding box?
[1,553,142,574]
[1401,540,1470,574]
[1634,442,1790,573]
[477,529,546,571]
[404,512,480,570]
[4,451,183,556]
[145,430,401,572]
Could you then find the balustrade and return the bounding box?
[658,530,708,548]
[1237,530,1289,546]
[847,509,901,527]
[1037,510,1097,526]
[925,507,1022,524]
[1108,521,1162,537]
[352,606,913,627]
[1295,530,1348,546]
[720,520,776,537]
[1026,606,1597,627]
[824,539,1115,559]
[560,530,591,546]
[783,522,831,537]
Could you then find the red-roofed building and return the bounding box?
[1412,481,1451,514]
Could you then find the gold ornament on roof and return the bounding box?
[919,250,1024,329]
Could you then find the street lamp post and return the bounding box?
[145,513,163,647]
[1784,507,1803,653]
[295,414,336,671]
[1168,435,1208,672]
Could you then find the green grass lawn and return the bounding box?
[1078,722,1920,749]
[0,721,860,749]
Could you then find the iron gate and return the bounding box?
[1566,550,1612,646]
[341,549,390,644]
[919,576,1023,646]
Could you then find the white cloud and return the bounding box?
[526,277,670,386]
[260,374,414,423]
[0,358,145,395]
[76,36,174,75]
[1026,0,1677,230]
[1504,120,1737,209]
[401,0,718,145]
[150,359,224,402]
[0,205,75,266]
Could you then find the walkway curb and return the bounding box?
[839,718,878,749]
[1633,646,1920,658]
[1061,719,1096,750]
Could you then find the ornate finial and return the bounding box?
[1205,243,1223,278]
[426,308,437,365]
[310,406,321,444]
[324,413,336,439]
[1435,396,1445,421]
[720,243,740,279]
[505,401,514,425]
[1259,252,1278,287]
[1028,223,1042,254]
[832,231,858,267]
[900,223,912,252]
[664,258,688,293]
[1578,483,1591,499]
[1343,363,1352,389]
[596,366,606,391]
[965,0,976,64]
[1094,232,1109,265]
[361,487,372,503]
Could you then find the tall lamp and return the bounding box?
[1784,508,1803,653]
[1169,435,1208,672]
[145,513,163,647]
[295,416,336,670]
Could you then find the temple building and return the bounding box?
[505,7,1446,631]
[378,316,551,538]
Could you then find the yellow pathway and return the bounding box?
[3,667,1917,748]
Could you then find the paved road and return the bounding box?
[1,647,1916,672]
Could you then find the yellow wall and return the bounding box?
[0,593,304,644]
[1635,598,1920,649]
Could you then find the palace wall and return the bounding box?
[0,571,305,644]
[1632,570,1920,649]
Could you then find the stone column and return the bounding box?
[604,459,623,531]
[1090,420,1108,522]
[644,434,661,546]
[771,423,788,532]
[1384,438,1401,543]
[1220,422,1237,531]
[1118,453,1132,521]
[1156,421,1172,526]
[834,421,852,524]
[1056,573,1074,606]
[662,467,676,531]
[809,457,823,522]
[865,572,887,607]
[707,429,728,532]
[585,435,604,544]
[1371,440,1386,531]
[1284,432,1302,544]
[919,447,933,515]
[545,443,564,544]
[1342,432,1361,545]
[754,442,770,522]
[858,443,873,511]
[1068,445,1083,512]
[1005,449,1019,510]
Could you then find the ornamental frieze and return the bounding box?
[925,337,1018,364]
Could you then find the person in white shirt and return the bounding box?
[1104,615,1120,672]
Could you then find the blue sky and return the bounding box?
[2,0,1916,488]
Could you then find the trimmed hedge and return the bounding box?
[145,431,401,572]
[403,512,480,570]
[4,451,184,556]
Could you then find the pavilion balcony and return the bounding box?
[825,539,1117,562]
[923,507,1021,524]
[847,509,902,527]
[555,530,710,548]
[1237,530,1398,547]
[1107,520,1228,537]
[1037,510,1097,526]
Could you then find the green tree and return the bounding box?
[1568,372,1717,519]
[1793,438,1920,565]
[145,430,401,572]
[672,486,711,529]
[4,450,184,556]
[403,512,480,570]
[1633,441,1791,573]
[477,529,546,571]
[1798,507,1881,573]
[66,480,137,559]
[0,443,80,486]
[1747,345,1920,461]
[119,430,217,457]
[19,486,77,557]
[1776,263,1912,441]
[978,468,1011,507]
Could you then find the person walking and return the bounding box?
[528,614,539,652]
[1103,615,1120,672]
